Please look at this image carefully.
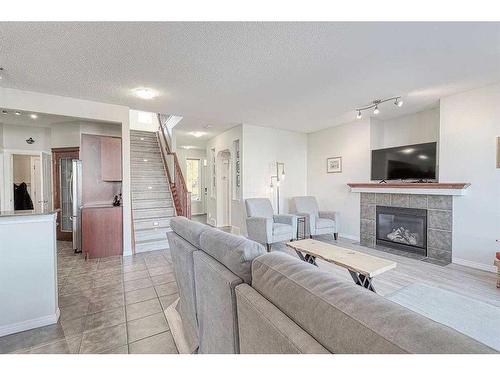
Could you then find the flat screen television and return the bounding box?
[371,142,437,181]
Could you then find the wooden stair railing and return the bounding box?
[157,117,191,219]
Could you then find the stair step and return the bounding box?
[132,200,173,210]
[132,186,170,193]
[133,207,175,219]
[134,227,171,242]
[135,238,170,253]
[130,145,160,153]
[133,217,173,230]
[132,171,166,177]
[132,191,171,200]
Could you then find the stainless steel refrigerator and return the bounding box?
[71,160,83,253]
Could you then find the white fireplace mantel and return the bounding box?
[347,183,471,196]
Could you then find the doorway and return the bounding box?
[52,147,79,241]
[216,150,232,228]
[12,154,40,211]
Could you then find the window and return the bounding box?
[186,159,201,201]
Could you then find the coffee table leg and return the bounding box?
[295,250,305,261]
[304,254,318,266]
[348,270,376,293]
[295,251,318,266]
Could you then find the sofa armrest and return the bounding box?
[273,214,298,239]
[246,216,273,244]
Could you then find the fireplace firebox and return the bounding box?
[376,206,427,255]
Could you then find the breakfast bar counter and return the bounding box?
[0,209,59,337]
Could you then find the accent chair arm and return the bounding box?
[246,216,273,245]
[319,210,340,224]
[273,214,298,239]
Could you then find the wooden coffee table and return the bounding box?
[286,239,397,293]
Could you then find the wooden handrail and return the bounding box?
[157,118,191,219]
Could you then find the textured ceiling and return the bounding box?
[1,22,500,134]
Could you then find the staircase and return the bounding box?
[130,130,175,253]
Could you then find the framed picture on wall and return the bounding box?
[327,156,342,173]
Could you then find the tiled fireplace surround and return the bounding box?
[360,193,453,264]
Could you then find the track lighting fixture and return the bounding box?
[0,67,4,80]
[355,96,403,119]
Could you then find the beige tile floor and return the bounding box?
[0,241,179,354]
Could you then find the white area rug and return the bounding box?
[387,283,500,351]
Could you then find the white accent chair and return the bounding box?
[245,198,297,252]
[291,196,339,240]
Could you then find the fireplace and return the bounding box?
[376,206,427,255]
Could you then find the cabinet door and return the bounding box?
[82,207,122,258]
[101,137,122,181]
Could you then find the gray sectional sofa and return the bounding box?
[167,217,495,354]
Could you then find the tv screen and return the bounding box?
[371,142,437,181]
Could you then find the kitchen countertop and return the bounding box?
[0,208,60,218]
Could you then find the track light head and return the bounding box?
[395,98,403,107]
[373,106,380,115]
[356,110,362,119]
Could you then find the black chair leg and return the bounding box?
[334,233,339,240]
[266,243,271,252]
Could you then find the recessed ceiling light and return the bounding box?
[189,131,205,138]
[14,111,21,116]
[133,88,158,100]
[418,154,429,160]
[30,114,38,119]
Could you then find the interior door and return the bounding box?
[40,151,53,212]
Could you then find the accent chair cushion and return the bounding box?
[199,228,265,284]
[245,198,274,219]
[273,222,293,236]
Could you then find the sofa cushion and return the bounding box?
[199,228,265,284]
[170,216,208,248]
[251,252,495,354]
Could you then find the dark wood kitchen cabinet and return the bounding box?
[100,137,122,181]
[82,206,122,259]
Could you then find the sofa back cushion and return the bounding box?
[251,252,494,354]
[245,198,274,219]
[292,196,319,218]
[199,228,265,284]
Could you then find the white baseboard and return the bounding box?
[0,308,60,338]
[339,233,360,242]
[452,257,496,273]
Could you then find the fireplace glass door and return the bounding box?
[376,206,427,255]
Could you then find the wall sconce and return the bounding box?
[26,137,35,145]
